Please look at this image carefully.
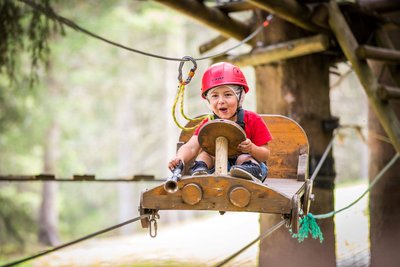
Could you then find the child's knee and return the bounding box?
[196,151,214,167]
[236,154,257,165]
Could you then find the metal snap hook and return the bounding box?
[148,210,160,238]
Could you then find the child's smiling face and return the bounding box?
[206,86,239,120]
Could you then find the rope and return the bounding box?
[294,125,399,242]
[310,137,335,182]
[307,125,400,219]
[20,0,272,131]
[293,152,399,242]
[310,124,385,182]
[310,125,355,182]
[172,56,212,131]
[1,214,150,267]
[213,218,286,267]
[330,68,353,89]
[19,0,273,62]
[20,0,272,130]
[172,83,212,131]
[314,152,399,219]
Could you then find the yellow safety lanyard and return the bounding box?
[172,56,211,131]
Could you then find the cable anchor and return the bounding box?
[149,210,160,238]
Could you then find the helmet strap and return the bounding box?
[237,89,243,110]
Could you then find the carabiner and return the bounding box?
[177,56,197,85]
[148,210,160,238]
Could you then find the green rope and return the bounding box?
[292,213,323,243]
[314,153,399,220]
[292,152,399,243]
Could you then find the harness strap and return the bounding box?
[213,108,245,130]
[236,108,245,130]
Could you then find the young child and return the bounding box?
[168,62,272,182]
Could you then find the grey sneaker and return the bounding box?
[230,161,262,183]
[190,161,209,176]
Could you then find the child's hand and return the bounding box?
[238,138,253,154]
[168,158,183,171]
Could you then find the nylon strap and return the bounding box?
[212,108,245,130]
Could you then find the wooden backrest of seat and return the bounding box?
[178,114,309,180]
[261,115,309,179]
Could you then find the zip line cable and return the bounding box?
[213,219,287,267]
[2,125,398,265]
[310,137,334,182]
[20,0,273,131]
[10,0,400,262]
[0,214,150,267]
[19,0,273,62]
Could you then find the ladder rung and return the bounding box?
[356,45,400,63]
[378,85,400,100]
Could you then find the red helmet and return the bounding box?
[201,62,249,99]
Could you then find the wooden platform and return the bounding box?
[141,175,304,215]
[263,178,305,199]
[140,115,310,233]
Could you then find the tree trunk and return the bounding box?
[38,122,60,246]
[117,87,136,235]
[256,16,336,267]
[38,61,61,246]
[369,27,400,267]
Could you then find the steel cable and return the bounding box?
[1,214,150,267]
[19,0,273,62]
[213,218,286,267]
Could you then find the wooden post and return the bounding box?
[356,0,400,12]
[199,35,228,54]
[368,26,400,267]
[378,85,400,100]
[356,45,400,63]
[214,136,228,175]
[328,0,400,153]
[246,0,324,32]
[227,34,330,67]
[255,14,336,267]
[154,0,252,42]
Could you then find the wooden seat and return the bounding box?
[178,115,309,180]
[139,115,310,233]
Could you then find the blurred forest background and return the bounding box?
[0,0,367,262]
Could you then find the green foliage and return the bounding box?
[0,0,216,258]
[0,0,64,141]
[0,185,39,254]
[58,183,118,238]
[0,0,63,85]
